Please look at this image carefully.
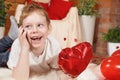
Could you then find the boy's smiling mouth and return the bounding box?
[31,36,42,42]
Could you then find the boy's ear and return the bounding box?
[48,24,52,35]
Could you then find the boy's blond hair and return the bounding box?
[19,3,50,26]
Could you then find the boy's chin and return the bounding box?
[32,44,41,48]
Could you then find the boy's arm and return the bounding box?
[12,27,30,80]
[12,50,29,80]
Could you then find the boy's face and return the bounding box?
[22,12,50,49]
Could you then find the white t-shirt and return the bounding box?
[7,36,62,72]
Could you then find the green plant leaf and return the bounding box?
[77,0,98,16]
[101,27,120,43]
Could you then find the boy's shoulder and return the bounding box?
[12,38,20,46]
[47,35,58,42]
[47,35,58,43]
[47,35,61,49]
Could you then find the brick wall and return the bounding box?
[93,0,120,57]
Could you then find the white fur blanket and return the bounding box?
[0,68,75,80]
[0,68,13,80]
[0,64,104,80]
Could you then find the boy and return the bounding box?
[7,3,73,80]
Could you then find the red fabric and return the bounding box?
[26,0,73,20]
[26,0,31,4]
[47,0,73,20]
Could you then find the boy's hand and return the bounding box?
[18,26,30,52]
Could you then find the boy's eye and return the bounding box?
[38,24,44,27]
[25,25,32,29]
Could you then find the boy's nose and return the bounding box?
[32,26,38,32]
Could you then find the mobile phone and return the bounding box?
[22,29,24,34]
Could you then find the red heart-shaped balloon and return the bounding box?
[58,42,93,77]
[100,54,120,80]
[112,49,120,56]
